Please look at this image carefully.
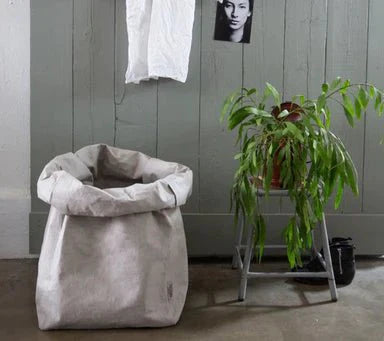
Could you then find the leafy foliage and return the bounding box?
[221,78,384,268]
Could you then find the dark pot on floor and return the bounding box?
[330,237,356,285]
[294,237,356,286]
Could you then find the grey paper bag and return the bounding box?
[36,144,193,329]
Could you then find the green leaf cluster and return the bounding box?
[221,79,384,268]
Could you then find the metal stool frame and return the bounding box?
[232,189,338,302]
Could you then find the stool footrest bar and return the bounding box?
[238,244,287,249]
[247,271,329,279]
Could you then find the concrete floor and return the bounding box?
[0,259,383,341]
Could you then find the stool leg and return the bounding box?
[311,229,318,259]
[238,223,254,301]
[320,213,338,301]
[232,214,244,269]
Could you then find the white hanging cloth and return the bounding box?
[125,0,195,84]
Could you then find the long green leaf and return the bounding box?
[322,83,329,93]
[358,87,369,109]
[342,94,355,127]
[354,96,362,120]
[334,178,344,209]
[220,89,240,122]
[344,156,359,195]
[340,79,351,94]
[375,92,382,110]
[285,122,304,142]
[265,82,281,105]
[228,107,256,130]
[257,215,266,262]
[330,77,342,90]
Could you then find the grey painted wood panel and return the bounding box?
[326,0,369,213]
[281,0,327,213]
[30,0,73,213]
[114,0,158,156]
[283,0,327,100]
[199,0,243,213]
[363,0,384,213]
[30,0,384,255]
[73,0,115,150]
[114,0,126,108]
[243,0,286,214]
[157,1,202,213]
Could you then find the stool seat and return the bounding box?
[232,189,338,302]
[255,188,289,196]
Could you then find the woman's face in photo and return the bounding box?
[223,0,251,31]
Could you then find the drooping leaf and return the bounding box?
[340,79,351,94]
[220,89,241,122]
[330,77,342,90]
[285,122,304,142]
[342,94,355,127]
[317,94,326,111]
[228,106,257,130]
[358,87,369,109]
[334,178,344,210]
[265,82,281,106]
[369,85,376,99]
[354,96,362,120]
[257,215,266,262]
[322,106,331,128]
[380,102,384,116]
[375,92,382,111]
[322,83,329,93]
[344,156,359,195]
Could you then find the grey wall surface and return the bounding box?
[1,0,30,258]
[31,0,384,256]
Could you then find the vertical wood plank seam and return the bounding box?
[90,1,95,143]
[280,0,288,213]
[361,0,371,213]
[282,0,287,101]
[306,0,314,98]
[155,81,158,157]
[113,0,117,147]
[198,0,202,213]
[115,88,126,105]
[241,44,244,90]
[114,0,126,107]
[71,0,75,152]
[324,0,329,83]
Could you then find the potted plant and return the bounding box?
[221,78,384,268]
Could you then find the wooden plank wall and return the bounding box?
[30,0,384,255]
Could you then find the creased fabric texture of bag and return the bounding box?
[36,144,193,330]
[125,0,195,84]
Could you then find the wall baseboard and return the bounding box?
[30,212,384,256]
[0,197,30,258]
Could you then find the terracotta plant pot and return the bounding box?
[271,152,282,188]
[270,102,303,187]
[253,103,303,189]
[271,101,303,122]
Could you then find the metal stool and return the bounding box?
[232,188,338,302]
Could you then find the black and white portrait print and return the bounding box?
[214,0,254,44]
